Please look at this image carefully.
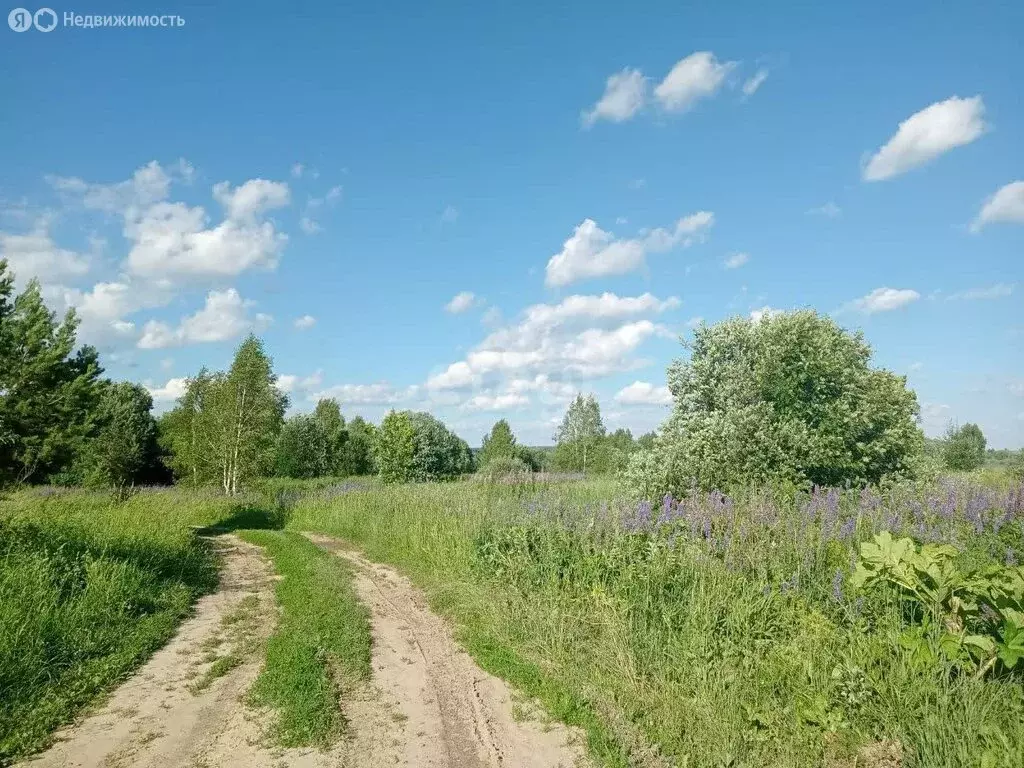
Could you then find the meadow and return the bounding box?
[2,470,1022,767]
[289,472,1024,768]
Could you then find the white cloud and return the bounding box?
[277,371,323,394]
[311,382,411,406]
[741,68,769,98]
[724,252,749,269]
[428,361,480,391]
[615,381,672,406]
[863,96,986,181]
[306,187,342,210]
[212,179,290,222]
[428,292,679,393]
[685,316,704,329]
[147,377,189,404]
[582,68,647,127]
[0,220,90,286]
[137,288,271,349]
[445,291,480,314]
[47,159,191,215]
[946,283,1015,300]
[294,314,317,329]
[39,279,177,347]
[125,200,287,280]
[301,185,342,234]
[518,292,679,328]
[506,374,576,402]
[545,212,713,287]
[45,162,291,285]
[654,52,737,113]
[807,202,841,218]
[750,306,780,323]
[844,287,920,314]
[463,392,531,411]
[971,181,1024,231]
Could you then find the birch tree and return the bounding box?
[219,336,286,494]
[159,336,285,494]
[554,394,605,474]
[159,369,218,487]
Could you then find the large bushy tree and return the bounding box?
[375,410,416,483]
[339,415,376,476]
[0,264,104,485]
[553,394,606,473]
[375,410,472,483]
[82,382,163,489]
[312,398,348,474]
[593,427,636,474]
[942,422,986,471]
[274,414,331,479]
[651,310,923,492]
[478,419,517,467]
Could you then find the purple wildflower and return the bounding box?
[838,518,856,542]
[831,569,844,603]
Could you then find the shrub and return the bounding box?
[943,423,987,471]
[375,410,472,483]
[652,311,923,494]
[479,455,531,482]
[619,448,667,501]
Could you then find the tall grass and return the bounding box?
[0,488,237,764]
[289,475,1024,767]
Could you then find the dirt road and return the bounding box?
[306,533,588,768]
[25,535,344,768]
[26,534,587,768]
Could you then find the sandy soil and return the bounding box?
[25,533,588,768]
[306,533,589,768]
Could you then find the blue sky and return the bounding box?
[1,1,1022,447]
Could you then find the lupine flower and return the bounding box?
[831,569,844,603]
[838,518,856,542]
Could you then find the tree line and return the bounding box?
[1,258,655,492]
[4,257,1020,495]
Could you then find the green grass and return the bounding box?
[0,487,238,765]
[288,478,640,767]
[288,474,1024,768]
[5,473,1020,767]
[0,484,372,762]
[238,529,371,747]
